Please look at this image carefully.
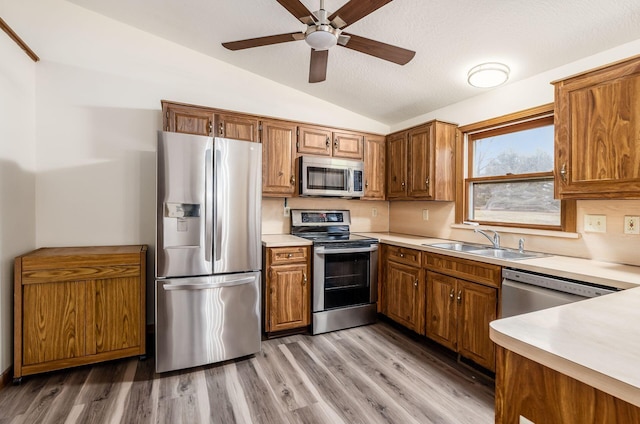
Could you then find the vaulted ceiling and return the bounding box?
[68,0,640,125]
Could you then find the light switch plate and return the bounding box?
[584,214,606,233]
[624,216,640,234]
[422,209,429,221]
[372,208,378,217]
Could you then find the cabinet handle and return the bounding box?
[326,137,330,148]
[218,122,224,136]
[290,175,295,186]
[303,273,307,285]
[365,180,369,188]
[208,121,213,134]
[449,288,454,300]
[559,163,568,182]
[399,252,404,258]
[425,177,430,187]
[457,290,462,304]
[288,253,293,258]
[414,279,418,287]
[401,181,406,188]
[334,140,338,149]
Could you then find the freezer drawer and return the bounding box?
[155,272,261,373]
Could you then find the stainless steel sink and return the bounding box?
[466,248,544,260]
[425,242,548,261]
[425,242,485,252]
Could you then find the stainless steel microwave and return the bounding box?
[299,156,364,198]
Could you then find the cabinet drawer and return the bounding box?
[386,245,422,267]
[269,247,309,265]
[424,252,501,287]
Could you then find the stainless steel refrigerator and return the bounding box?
[155,131,262,373]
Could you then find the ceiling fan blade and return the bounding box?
[309,49,329,83]
[276,0,315,24]
[329,0,392,29]
[340,33,415,65]
[222,32,304,50]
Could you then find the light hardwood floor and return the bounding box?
[0,322,495,424]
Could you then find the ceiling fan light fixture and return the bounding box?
[305,25,338,50]
[467,62,510,88]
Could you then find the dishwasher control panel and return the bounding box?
[502,268,619,298]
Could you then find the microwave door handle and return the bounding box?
[347,168,352,193]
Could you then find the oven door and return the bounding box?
[313,244,378,312]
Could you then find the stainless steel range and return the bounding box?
[291,209,378,335]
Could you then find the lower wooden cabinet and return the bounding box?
[14,245,147,381]
[426,271,497,370]
[382,246,425,334]
[263,246,311,334]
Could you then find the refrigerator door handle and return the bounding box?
[214,151,222,261]
[204,147,213,263]
[162,276,255,291]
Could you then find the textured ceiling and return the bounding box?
[68,0,640,125]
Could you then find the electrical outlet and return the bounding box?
[624,216,640,234]
[372,208,378,217]
[584,214,606,233]
[422,209,429,221]
[283,206,290,217]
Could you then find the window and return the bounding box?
[458,105,575,231]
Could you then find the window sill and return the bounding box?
[450,223,580,239]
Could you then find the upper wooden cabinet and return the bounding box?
[215,113,260,142]
[297,125,364,160]
[162,101,259,142]
[163,102,214,136]
[554,55,640,199]
[386,121,457,200]
[363,134,386,200]
[261,119,297,197]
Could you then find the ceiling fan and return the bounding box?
[222,0,416,83]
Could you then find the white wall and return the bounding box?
[0,34,37,375]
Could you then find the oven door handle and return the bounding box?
[314,245,379,255]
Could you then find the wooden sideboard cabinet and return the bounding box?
[14,245,147,382]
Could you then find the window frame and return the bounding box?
[456,104,576,232]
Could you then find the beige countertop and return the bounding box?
[490,288,640,407]
[261,234,313,247]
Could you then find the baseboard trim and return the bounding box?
[1,365,13,390]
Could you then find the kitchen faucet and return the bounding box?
[474,229,501,249]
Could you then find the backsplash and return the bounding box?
[262,197,389,235]
[389,200,640,267]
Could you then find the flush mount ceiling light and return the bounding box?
[467,62,510,88]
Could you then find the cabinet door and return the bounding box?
[555,58,640,198]
[215,113,260,142]
[164,104,214,136]
[267,263,310,332]
[425,271,456,351]
[386,131,408,198]
[363,134,385,199]
[22,281,86,365]
[261,120,297,197]
[457,280,497,371]
[86,277,141,356]
[333,131,364,159]
[297,125,332,156]
[408,124,433,198]
[385,261,424,333]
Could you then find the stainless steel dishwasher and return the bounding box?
[501,268,619,318]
